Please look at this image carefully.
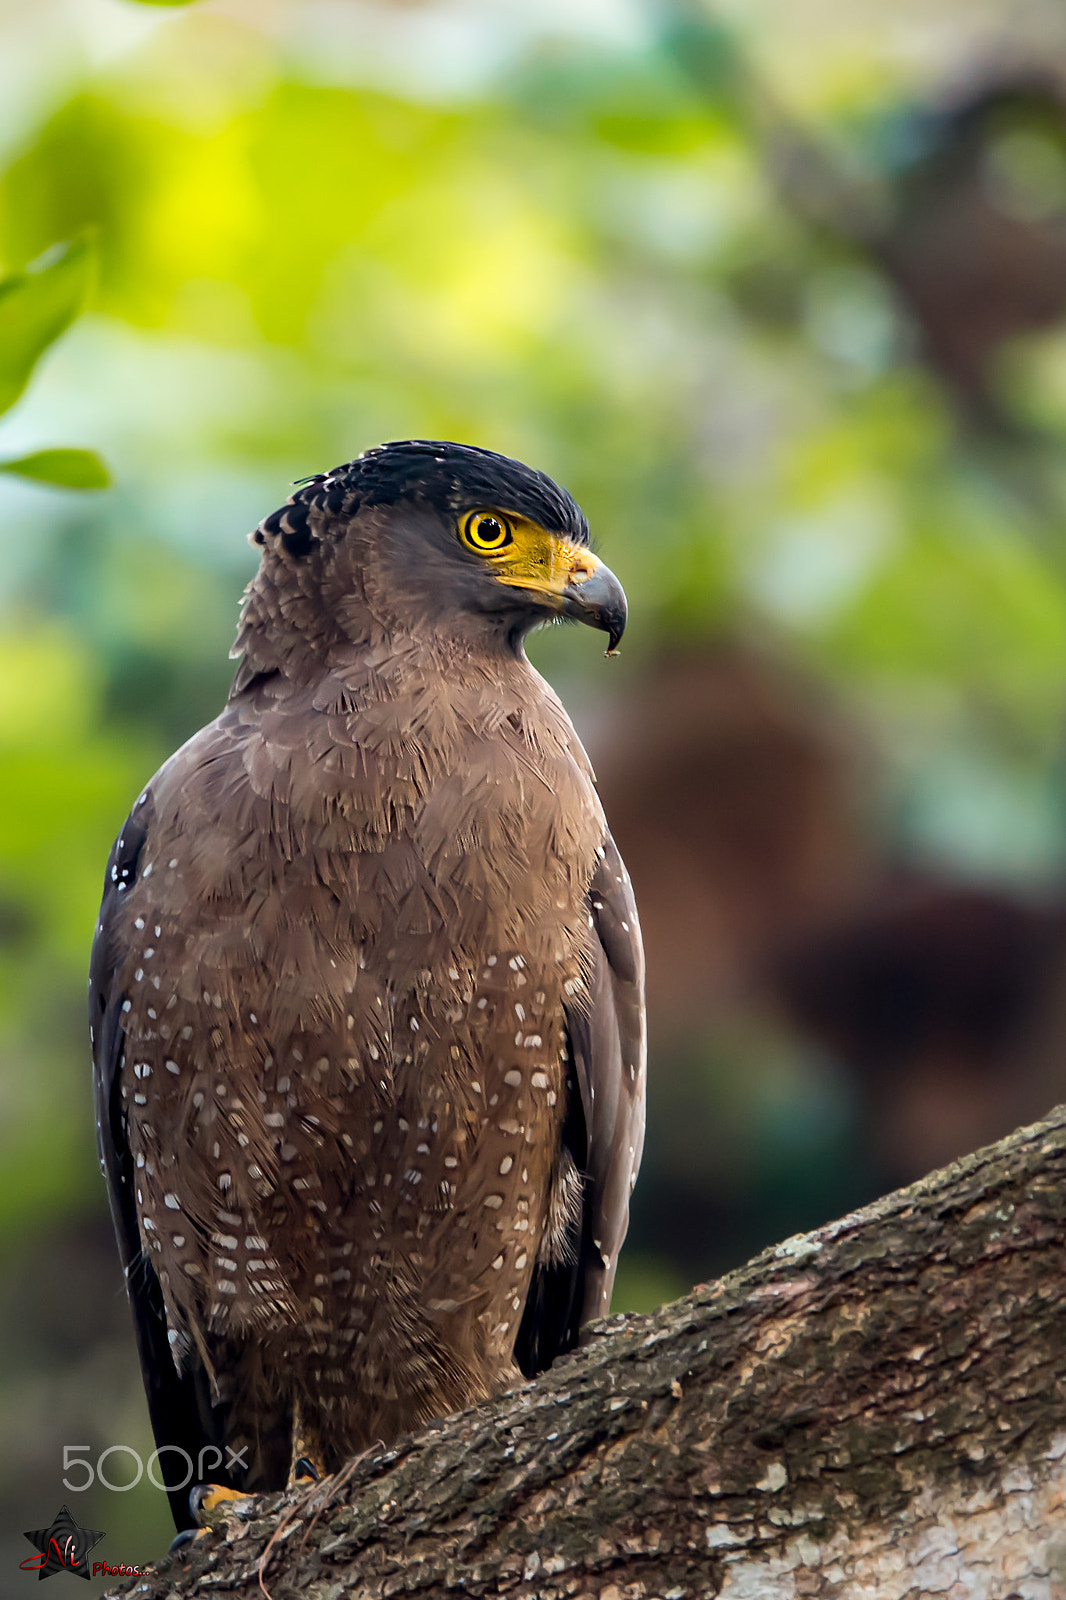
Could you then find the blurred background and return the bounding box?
[6,0,1066,1570]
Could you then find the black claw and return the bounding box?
[168,1528,198,1556]
[293,1456,321,1482]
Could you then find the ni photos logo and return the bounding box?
[18,1444,248,1582]
[21,1505,107,1582]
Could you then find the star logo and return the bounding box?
[21,1505,104,1582]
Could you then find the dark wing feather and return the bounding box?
[515,829,646,1373]
[89,797,231,1532]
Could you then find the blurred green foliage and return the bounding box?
[4,0,1066,1564]
[1,447,111,487]
[0,240,92,415]
[0,238,110,485]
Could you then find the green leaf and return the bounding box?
[0,238,93,418]
[0,448,111,489]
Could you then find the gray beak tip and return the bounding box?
[564,562,627,655]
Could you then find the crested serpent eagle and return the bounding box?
[89,440,646,1530]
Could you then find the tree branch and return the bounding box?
[111,1105,1066,1598]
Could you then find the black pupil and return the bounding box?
[478,517,503,544]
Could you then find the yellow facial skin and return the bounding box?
[458,509,604,601]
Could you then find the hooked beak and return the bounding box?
[496,539,628,655]
[560,554,627,655]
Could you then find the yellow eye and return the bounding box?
[460,510,514,555]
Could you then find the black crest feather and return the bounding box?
[255,440,589,548]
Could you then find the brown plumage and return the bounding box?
[89,441,645,1530]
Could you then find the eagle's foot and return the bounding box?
[189,1483,258,1532]
[167,1486,257,1555]
[288,1393,326,1488]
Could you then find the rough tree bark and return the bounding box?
[110,1106,1066,1600]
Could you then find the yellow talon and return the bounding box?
[189,1483,257,1531]
[288,1393,326,1487]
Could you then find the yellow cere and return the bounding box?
[458,509,602,601]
